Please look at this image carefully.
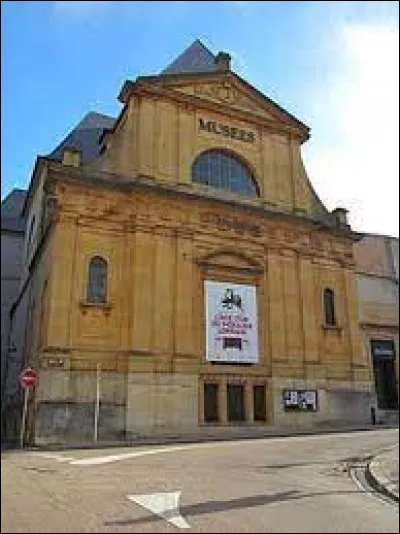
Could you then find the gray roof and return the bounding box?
[2,112,115,231]
[48,111,115,164]
[161,39,218,75]
[49,43,219,166]
[1,189,27,233]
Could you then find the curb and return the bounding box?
[366,450,399,503]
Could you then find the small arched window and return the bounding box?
[87,256,107,303]
[323,288,336,326]
[192,150,259,197]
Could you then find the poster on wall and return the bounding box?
[205,280,259,364]
[282,389,318,411]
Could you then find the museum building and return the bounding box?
[4,40,397,445]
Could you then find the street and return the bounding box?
[1,429,398,533]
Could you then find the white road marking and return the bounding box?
[127,491,190,529]
[33,429,397,467]
[69,444,204,466]
[33,452,75,462]
[67,432,382,466]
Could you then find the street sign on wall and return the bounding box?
[19,367,37,390]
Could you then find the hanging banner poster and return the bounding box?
[205,280,259,363]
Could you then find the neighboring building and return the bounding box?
[354,234,399,422]
[1,189,26,438]
[1,190,26,397]
[3,40,397,445]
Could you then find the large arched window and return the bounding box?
[87,256,108,303]
[192,150,259,197]
[323,287,336,326]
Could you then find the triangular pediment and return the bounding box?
[133,71,308,135]
[175,78,276,120]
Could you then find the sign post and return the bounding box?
[94,363,101,442]
[19,367,37,448]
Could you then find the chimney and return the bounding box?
[332,207,349,227]
[214,51,231,72]
[62,147,82,167]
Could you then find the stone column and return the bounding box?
[198,378,204,425]
[219,376,228,425]
[132,225,155,352]
[267,249,286,362]
[245,381,254,424]
[298,256,319,363]
[175,230,195,356]
[153,227,175,355]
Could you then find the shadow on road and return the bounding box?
[104,489,364,527]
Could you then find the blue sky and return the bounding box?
[1,1,398,236]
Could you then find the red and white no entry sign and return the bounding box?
[20,367,37,389]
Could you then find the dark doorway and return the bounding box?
[371,339,398,410]
[204,383,219,422]
[227,384,245,422]
[253,385,266,422]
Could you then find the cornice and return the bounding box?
[122,70,310,133]
[131,81,306,142]
[45,162,356,241]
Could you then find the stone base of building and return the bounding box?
[271,378,375,428]
[34,401,126,445]
[375,409,399,426]
[31,372,380,446]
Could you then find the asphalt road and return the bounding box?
[1,429,398,533]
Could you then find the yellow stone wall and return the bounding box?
[94,76,325,218]
[25,72,374,436]
[33,180,367,416]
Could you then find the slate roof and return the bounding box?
[44,41,219,169]
[3,40,312,233]
[161,39,219,75]
[2,112,116,226]
[1,189,27,233]
[48,111,115,164]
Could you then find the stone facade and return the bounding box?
[354,234,399,423]
[3,41,397,445]
[1,190,26,440]
[1,232,24,393]
[1,191,26,398]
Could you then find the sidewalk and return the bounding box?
[23,421,398,451]
[367,446,399,502]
